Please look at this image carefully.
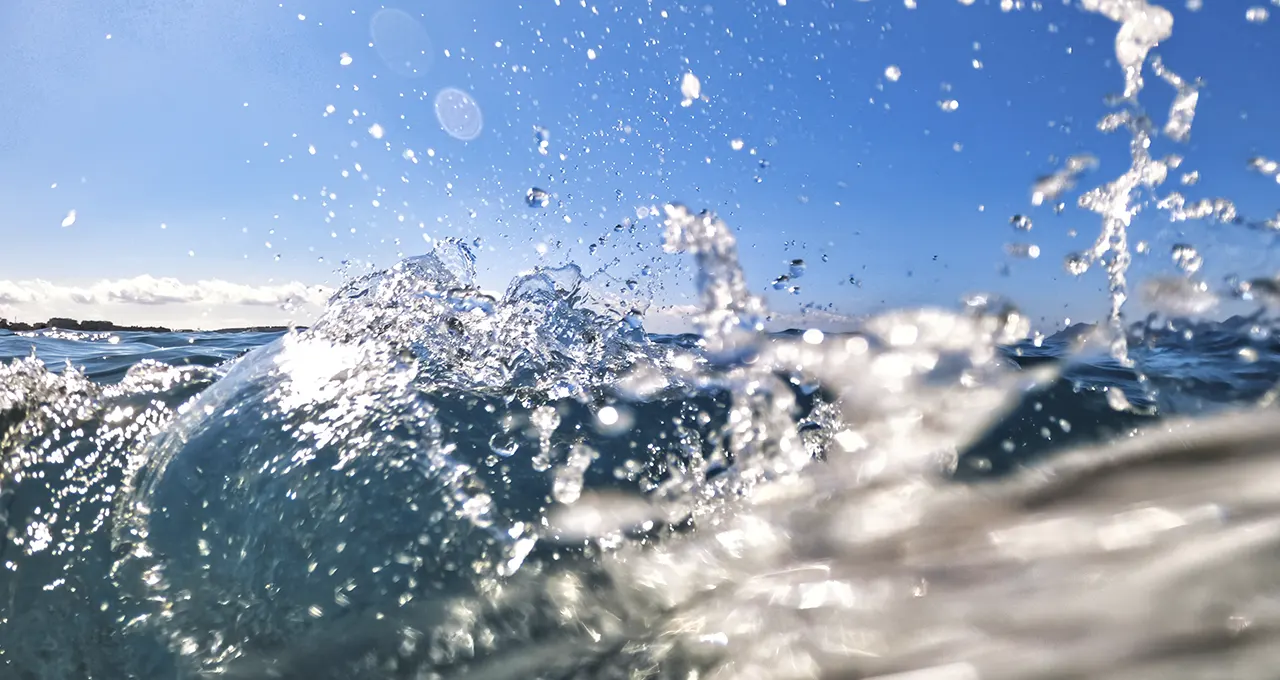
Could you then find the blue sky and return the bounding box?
[0,0,1277,329]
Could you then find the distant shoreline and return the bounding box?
[0,317,300,334]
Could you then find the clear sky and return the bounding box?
[0,0,1276,330]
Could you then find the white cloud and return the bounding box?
[0,276,333,329]
[0,276,331,308]
[0,280,41,305]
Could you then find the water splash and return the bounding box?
[1070,0,1197,364]
[5,3,1280,679]
[660,204,767,356]
[1152,56,1200,143]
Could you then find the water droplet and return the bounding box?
[1170,243,1203,273]
[788,259,806,278]
[938,99,959,112]
[1004,243,1041,259]
[1031,154,1099,206]
[730,138,745,151]
[533,125,551,155]
[772,274,791,290]
[1181,170,1199,185]
[60,210,76,228]
[1246,6,1270,22]
[526,187,550,208]
[339,52,353,66]
[1249,156,1279,178]
[552,444,597,505]
[368,123,385,139]
[586,48,597,60]
[848,276,862,287]
[488,433,519,458]
[1010,214,1033,231]
[680,72,702,106]
[884,65,902,82]
[1064,252,1090,276]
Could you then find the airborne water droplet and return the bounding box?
[1031,154,1099,206]
[1010,214,1033,231]
[339,52,353,66]
[1248,156,1279,178]
[938,99,960,112]
[1005,243,1041,259]
[884,65,902,82]
[1065,252,1090,276]
[1171,243,1203,274]
[680,72,702,106]
[789,259,806,278]
[60,210,77,228]
[552,444,598,505]
[533,126,551,155]
[1245,6,1270,22]
[488,433,519,458]
[526,187,550,208]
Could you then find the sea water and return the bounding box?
[6,1,1280,679]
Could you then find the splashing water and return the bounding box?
[1068,0,1197,364]
[7,189,1280,678]
[7,3,1280,680]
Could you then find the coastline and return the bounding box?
[0,317,299,334]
